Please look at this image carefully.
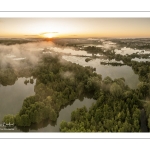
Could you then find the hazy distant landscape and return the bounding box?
[0,18,150,132]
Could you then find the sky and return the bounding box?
[0,18,150,38]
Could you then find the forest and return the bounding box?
[3,53,101,127]
[1,42,150,132]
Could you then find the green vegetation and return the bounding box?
[144,102,150,130]
[100,62,125,66]
[60,77,142,132]
[83,45,150,99]
[0,56,36,86]
[111,38,150,50]
[0,39,41,45]
[1,39,150,132]
[85,58,92,62]
[3,114,15,124]
[14,95,58,126]
[2,50,149,131]
[0,67,17,86]
[59,44,150,132]
[5,53,101,127]
[84,46,103,54]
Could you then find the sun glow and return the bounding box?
[1,18,150,38]
[43,33,54,38]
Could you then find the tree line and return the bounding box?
[2,49,150,132]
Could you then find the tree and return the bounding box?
[15,114,22,126]
[3,114,15,124]
[85,76,101,93]
[49,109,57,122]
[137,82,149,98]
[148,115,150,130]
[103,76,113,84]
[30,78,34,84]
[21,114,31,126]
[110,83,123,98]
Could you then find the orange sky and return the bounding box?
[0,18,150,38]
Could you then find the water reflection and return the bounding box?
[50,47,92,56]
[115,47,150,55]
[31,98,95,132]
[0,77,36,123]
[62,55,139,89]
[0,43,144,132]
[14,98,95,132]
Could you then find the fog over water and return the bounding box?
[62,56,139,89]
[0,41,54,68]
[115,47,150,55]
[0,40,144,131]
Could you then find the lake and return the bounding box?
[27,98,95,132]
[0,77,36,123]
[0,43,142,132]
[0,71,96,132]
[62,55,139,89]
[115,47,150,55]
[49,46,140,89]
[1,97,95,132]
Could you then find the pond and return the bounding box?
[46,45,105,57]
[62,55,139,89]
[4,97,95,132]
[28,98,96,132]
[0,77,36,123]
[114,47,150,55]
[48,45,140,89]
[0,42,146,132]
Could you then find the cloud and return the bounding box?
[40,32,58,35]
[24,35,39,37]
[65,35,78,37]
[23,32,59,37]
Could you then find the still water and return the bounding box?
[0,77,36,123]
[28,98,95,132]
[0,44,143,132]
[1,98,95,132]
[115,47,150,55]
[62,56,139,89]
[50,45,140,89]
[0,76,95,132]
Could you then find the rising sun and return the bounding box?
[44,33,54,38]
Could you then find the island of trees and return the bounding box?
[1,39,150,132]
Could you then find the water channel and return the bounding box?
[0,43,144,132]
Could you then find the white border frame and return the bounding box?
[0,11,150,139]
